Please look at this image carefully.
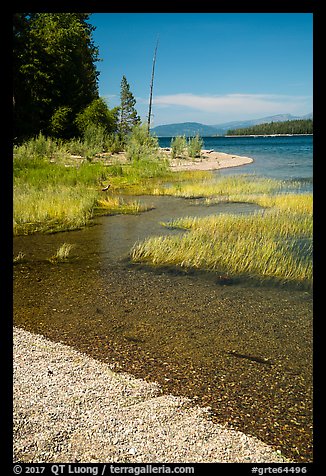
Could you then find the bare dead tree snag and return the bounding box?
[147,38,159,133]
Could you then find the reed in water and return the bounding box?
[131,192,312,288]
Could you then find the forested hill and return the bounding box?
[227,119,313,136]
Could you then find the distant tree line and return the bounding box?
[227,119,313,136]
[13,13,140,143]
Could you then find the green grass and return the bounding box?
[95,197,153,215]
[13,184,98,235]
[13,133,313,288]
[131,193,313,288]
[149,174,304,198]
[13,157,111,188]
[13,141,170,234]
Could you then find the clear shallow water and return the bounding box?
[13,138,313,461]
[13,196,313,461]
[13,197,263,265]
[159,135,313,183]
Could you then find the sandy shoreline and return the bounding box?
[86,148,254,173]
[159,148,254,172]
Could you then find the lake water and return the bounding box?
[13,134,313,461]
[159,135,313,184]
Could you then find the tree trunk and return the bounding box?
[147,38,159,133]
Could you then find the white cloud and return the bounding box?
[152,92,312,120]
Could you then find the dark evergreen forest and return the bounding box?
[227,119,313,136]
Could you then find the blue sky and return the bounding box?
[90,13,313,126]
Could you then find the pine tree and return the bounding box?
[119,76,141,139]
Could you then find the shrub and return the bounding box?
[67,124,109,158]
[125,124,159,161]
[170,135,187,159]
[105,133,125,154]
[13,133,59,161]
[187,134,203,158]
[83,124,107,153]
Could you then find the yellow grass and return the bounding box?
[131,193,312,288]
[96,197,151,215]
[13,185,98,235]
[49,243,75,263]
[150,175,296,198]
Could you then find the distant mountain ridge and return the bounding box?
[150,122,219,137]
[150,113,313,137]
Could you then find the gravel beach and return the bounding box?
[14,327,288,463]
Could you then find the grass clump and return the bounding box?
[131,193,312,288]
[13,251,25,264]
[49,243,75,263]
[150,174,290,198]
[96,197,152,215]
[13,185,98,235]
